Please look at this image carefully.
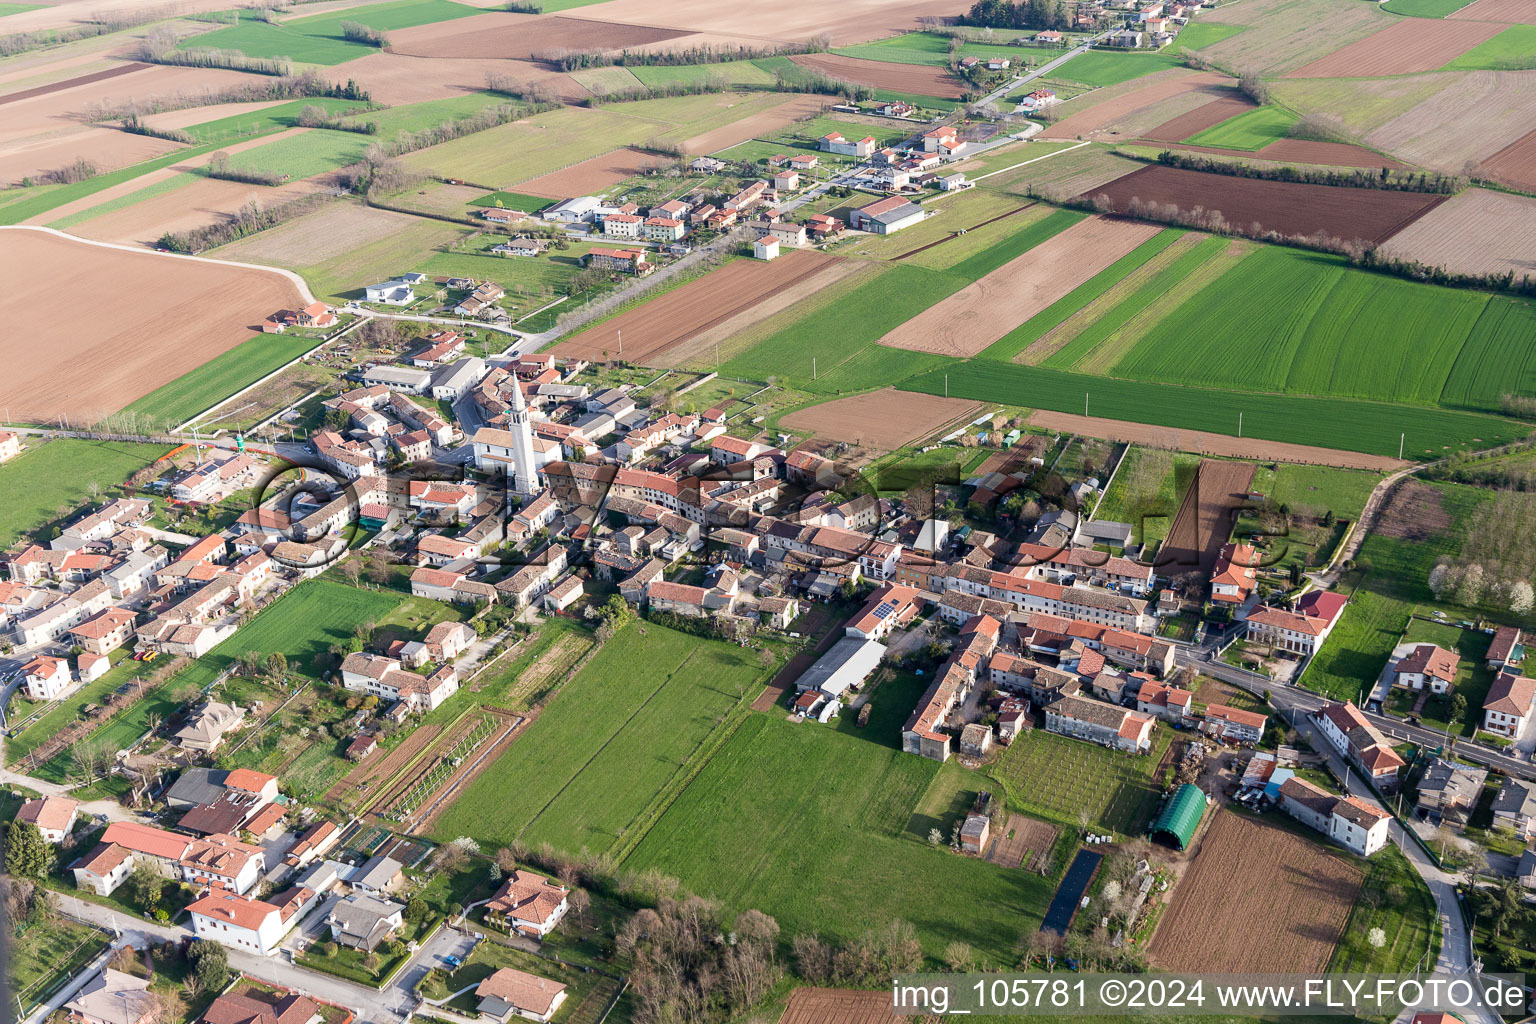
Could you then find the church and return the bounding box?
[470,381,561,494]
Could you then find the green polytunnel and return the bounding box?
[1149,783,1207,850]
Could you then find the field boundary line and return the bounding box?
[972,138,1092,181]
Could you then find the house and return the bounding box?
[174,701,247,752]
[1395,644,1458,694]
[758,595,799,629]
[1036,29,1064,41]
[1278,776,1391,856]
[1135,679,1193,723]
[67,607,137,655]
[455,281,505,318]
[1045,694,1155,753]
[179,833,267,895]
[364,278,415,305]
[986,56,1011,70]
[493,239,544,258]
[1416,759,1487,825]
[1488,626,1524,670]
[753,236,779,261]
[1314,701,1405,788]
[819,132,876,158]
[1109,28,1143,46]
[71,842,134,896]
[789,153,819,171]
[485,869,570,938]
[584,248,649,274]
[877,100,915,116]
[328,892,405,950]
[849,196,925,235]
[765,220,806,247]
[1484,670,1535,738]
[20,654,71,699]
[424,620,475,662]
[1209,542,1257,606]
[283,820,340,868]
[542,196,600,223]
[475,968,568,1024]
[1201,704,1265,745]
[845,583,922,641]
[772,169,799,191]
[643,216,686,242]
[171,452,259,503]
[65,969,155,1024]
[17,795,78,843]
[410,330,465,368]
[482,207,517,224]
[0,430,22,463]
[188,890,293,956]
[603,212,643,239]
[357,364,433,394]
[939,172,969,191]
[1244,593,1346,657]
[200,991,321,1024]
[341,652,460,711]
[347,733,378,761]
[1491,777,1536,839]
[351,854,404,894]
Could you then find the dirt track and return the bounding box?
[1081,164,1447,245]
[1025,411,1408,472]
[0,228,305,422]
[877,216,1162,357]
[781,388,983,450]
[550,249,843,363]
[1286,18,1505,78]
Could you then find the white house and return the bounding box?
[753,236,779,261]
[364,279,416,305]
[484,870,570,938]
[1278,776,1391,856]
[187,890,288,956]
[18,795,78,843]
[1484,670,1536,739]
[20,654,71,699]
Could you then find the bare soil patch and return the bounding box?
[878,216,1162,357]
[324,52,588,105]
[1150,811,1362,972]
[1366,70,1536,176]
[1476,125,1536,194]
[0,228,305,423]
[1287,18,1505,78]
[0,125,183,187]
[549,249,843,363]
[1082,164,1447,245]
[1142,94,1256,143]
[682,93,829,155]
[779,987,913,1024]
[388,11,687,59]
[1375,479,1452,541]
[986,813,1059,871]
[323,723,443,805]
[781,388,984,450]
[1025,411,1408,472]
[0,61,152,107]
[1159,459,1256,576]
[562,0,966,47]
[1450,0,1536,20]
[1378,187,1536,278]
[1150,139,1406,169]
[1041,70,1227,140]
[69,172,333,247]
[790,53,965,99]
[514,146,668,198]
[198,202,424,268]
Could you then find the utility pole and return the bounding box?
[1085,392,1089,417]
[1238,411,1242,438]
[813,357,817,380]
[618,328,622,357]
[1400,433,1405,460]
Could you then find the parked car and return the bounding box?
[442,953,464,968]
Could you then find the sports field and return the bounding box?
[0,439,169,549]
[121,333,326,428]
[183,0,481,65]
[431,623,768,854]
[622,675,1056,960]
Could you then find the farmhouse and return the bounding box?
[1314,701,1404,788]
[1278,776,1390,856]
[850,196,925,235]
[1045,693,1155,753]
[584,248,650,274]
[820,132,876,157]
[1484,670,1535,738]
[340,652,460,712]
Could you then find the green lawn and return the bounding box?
[1092,447,1200,551]
[0,3,43,15]
[623,673,1056,963]
[1050,49,1184,86]
[1185,104,1300,150]
[348,90,511,138]
[7,919,109,1014]
[1300,586,1413,701]
[6,654,156,768]
[833,31,1047,68]
[181,97,365,145]
[1248,463,1381,521]
[431,622,769,855]
[120,332,326,427]
[1400,618,1495,737]
[183,0,480,65]
[1382,0,1476,14]
[1328,844,1440,973]
[1169,21,1247,52]
[468,190,553,213]
[0,439,169,549]
[433,940,620,1020]
[989,726,1174,835]
[1443,25,1536,69]
[225,128,372,180]
[629,60,777,88]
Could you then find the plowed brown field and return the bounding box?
[388,11,688,59]
[789,53,965,99]
[1379,187,1536,278]
[559,0,966,47]
[1158,459,1255,576]
[682,93,828,155]
[1287,18,1505,78]
[1476,125,1536,193]
[1142,95,1255,142]
[0,228,305,422]
[878,216,1162,357]
[779,988,912,1024]
[781,388,984,450]
[1150,811,1363,972]
[1082,164,1446,245]
[68,173,334,247]
[323,52,588,105]
[1041,70,1227,139]
[514,146,667,198]
[549,249,843,363]
[1451,0,1536,21]
[1365,70,1536,175]
[0,125,183,187]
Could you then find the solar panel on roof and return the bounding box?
[872,600,896,620]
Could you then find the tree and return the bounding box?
[494,847,518,875]
[266,651,287,680]
[4,821,48,878]
[568,887,591,926]
[109,944,139,973]
[128,862,164,910]
[943,940,974,972]
[186,939,228,991]
[1457,562,1486,606]
[1448,692,1468,726]
[405,896,430,926]
[1511,580,1534,615]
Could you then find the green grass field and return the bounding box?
[1249,463,1381,520]
[120,333,325,427]
[415,235,612,310]
[1091,446,1200,550]
[182,97,363,145]
[899,362,1526,458]
[1050,48,1184,86]
[1443,25,1536,70]
[431,623,767,854]
[1382,0,1476,14]
[468,190,552,212]
[833,31,1048,68]
[226,128,372,180]
[345,91,510,139]
[623,674,1056,962]
[1299,586,1412,701]
[758,115,914,150]
[1328,845,1440,972]
[0,3,43,15]
[183,0,479,65]
[5,654,156,767]
[1169,21,1247,51]
[629,60,777,88]
[0,440,169,549]
[1184,104,1299,150]
[989,727,1174,835]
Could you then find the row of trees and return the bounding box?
[156,190,338,253]
[0,5,175,57]
[136,27,292,76]
[87,71,370,123]
[339,20,387,46]
[537,37,828,72]
[296,103,378,134]
[204,151,286,186]
[119,113,194,144]
[1152,149,1465,194]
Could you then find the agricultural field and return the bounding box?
[224,128,372,181]
[1443,24,1536,68]
[431,623,768,854]
[166,98,365,145]
[1169,22,1247,52]
[1091,446,1200,551]
[833,31,1061,68]
[1184,104,1299,150]
[1195,0,1395,76]
[1050,49,1184,86]
[182,0,481,65]
[988,143,1145,196]
[1286,18,1504,78]
[623,675,1056,961]
[0,439,169,549]
[780,388,983,450]
[413,235,615,317]
[121,332,325,428]
[630,60,777,89]
[786,53,966,100]
[988,726,1173,835]
[1383,0,1478,13]
[1378,188,1536,279]
[1151,811,1364,972]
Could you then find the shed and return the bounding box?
[1149,783,1206,850]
